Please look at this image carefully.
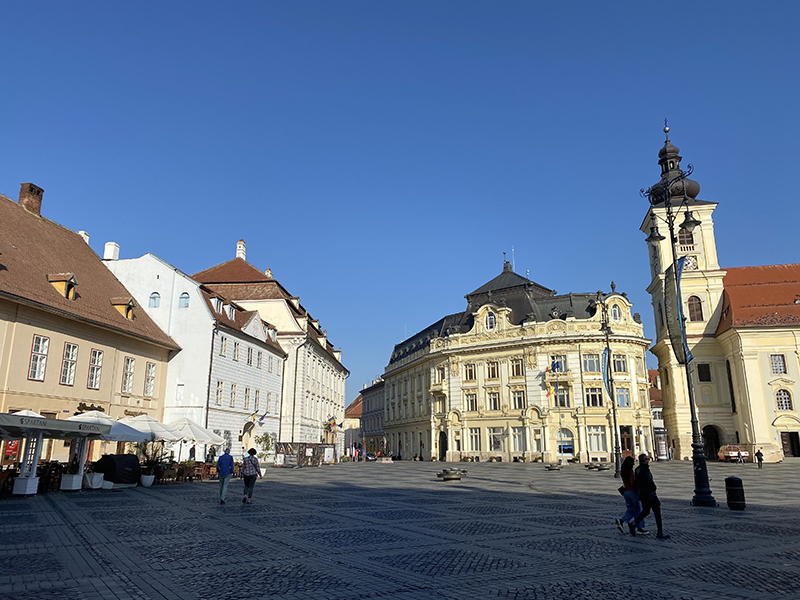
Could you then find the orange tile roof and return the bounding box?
[716,264,800,334]
[0,194,179,349]
[345,395,363,418]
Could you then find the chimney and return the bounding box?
[77,231,90,244]
[104,242,120,261]
[236,239,246,260]
[19,183,43,215]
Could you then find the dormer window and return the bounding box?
[111,297,135,320]
[47,273,78,300]
[228,305,235,320]
[149,292,160,308]
[611,304,621,321]
[486,311,496,331]
[215,298,223,313]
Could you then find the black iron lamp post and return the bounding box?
[640,125,716,507]
[596,290,623,478]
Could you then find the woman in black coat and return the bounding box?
[631,454,670,539]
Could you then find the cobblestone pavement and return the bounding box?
[2,460,799,600]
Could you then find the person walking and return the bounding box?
[736,450,744,464]
[755,448,764,469]
[242,448,262,504]
[616,456,647,535]
[631,454,670,539]
[216,448,234,505]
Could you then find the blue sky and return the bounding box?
[2,2,798,406]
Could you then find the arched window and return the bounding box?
[687,296,703,321]
[777,389,793,411]
[556,428,574,455]
[179,292,190,308]
[486,311,496,331]
[149,292,160,308]
[611,304,621,321]
[678,229,694,246]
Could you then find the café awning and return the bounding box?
[0,412,111,441]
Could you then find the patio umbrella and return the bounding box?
[66,411,150,443]
[12,409,45,418]
[168,418,224,445]
[119,414,182,442]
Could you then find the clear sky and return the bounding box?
[2,2,798,407]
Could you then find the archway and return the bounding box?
[702,425,721,460]
[439,431,447,461]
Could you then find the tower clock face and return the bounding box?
[684,255,698,271]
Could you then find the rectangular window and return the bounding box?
[257,351,263,369]
[697,363,712,382]
[613,354,628,373]
[771,354,787,375]
[464,363,476,381]
[247,347,253,366]
[469,427,481,451]
[29,335,50,381]
[487,361,499,379]
[585,387,603,407]
[244,387,251,410]
[616,387,631,407]
[233,342,240,362]
[60,342,78,386]
[230,384,237,408]
[487,391,500,411]
[511,358,524,378]
[437,365,446,382]
[87,349,103,389]
[220,336,227,357]
[555,387,570,408]
[551,354,567,372]
[267,391,272,413]
[122,357,135,393]
[582,353,601,373]
[512,427,526,451]
[216,380,224,405]
[512,390,525,409]
[465,393,477,412]
[587,426,608,452]
[254,390,260,411]
[144,362,156,397]
[269,355,273,372]
[488,427,505,452]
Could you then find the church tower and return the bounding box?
[640,128,731,460]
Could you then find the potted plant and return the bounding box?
[135,434,169,487]
[60,452,83,492]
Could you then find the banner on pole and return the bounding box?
[664,256,694,365]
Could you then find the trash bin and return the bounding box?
[725,476,746,510]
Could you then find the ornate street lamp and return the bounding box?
[596,289,623,478]
[640,124,715,507]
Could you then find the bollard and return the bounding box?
[725,476,746,510]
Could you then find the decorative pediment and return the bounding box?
[768,377,796,388]
[772,414,800,429]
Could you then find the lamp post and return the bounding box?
[596,289,623,478]
[640,125,715,507]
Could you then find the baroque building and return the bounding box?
[641,132,800,462]
[383,262,652,462]
[103,246,286,459]
[0,184,178,465]
[192,241,348,453]
[360,378,385,455]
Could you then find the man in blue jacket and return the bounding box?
[217,448,234,504]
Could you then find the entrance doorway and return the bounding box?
[702,425,721,460]
[620,426,634,458]
[438,431,447,461]
[781,432,800,457]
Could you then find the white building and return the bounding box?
[103,244,286,459]
[193,240,349,453]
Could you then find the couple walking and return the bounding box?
[217,448,262,505]
[616,454,670,539]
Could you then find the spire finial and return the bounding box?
[663,118,670,140]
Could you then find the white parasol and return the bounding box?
[67,411,150,443]
[168,418,224,444]
[119,414,183,441]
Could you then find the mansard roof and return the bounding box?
[716,264,800,333]
[0,193,179,350]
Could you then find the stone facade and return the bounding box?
[383,263,652,463]
[360,379,385,455]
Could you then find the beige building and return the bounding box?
[384,262,652,463]
[0,184,178,464]
[641,133,800,462]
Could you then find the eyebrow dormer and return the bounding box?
[110,297,136,320]
[47,273,78,300]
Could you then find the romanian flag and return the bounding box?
[546,383,554,397]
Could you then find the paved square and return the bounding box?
[1,460,799,599]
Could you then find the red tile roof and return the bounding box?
[716,264,800,334]
[0,194,179,349]
[345,395,363,418]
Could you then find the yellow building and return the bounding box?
[0,184,178,464]
[383,262,652,463]
[640,134,800,462]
